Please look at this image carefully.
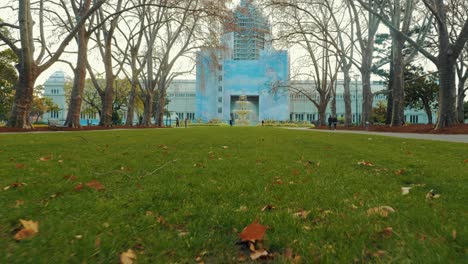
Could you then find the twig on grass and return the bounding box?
[144,159,178,177]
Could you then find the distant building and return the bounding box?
[42,71,68,124]
[195,0,289,124]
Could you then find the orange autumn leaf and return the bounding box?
[358,160,374,167]
[120,249,137,264]
[74,183,84,191]
[464,159,468,163]
[15,163,25,169]
[14,219,39,240]
[39,156,51,161]
[239,219,268,242]
[86,180,105,191]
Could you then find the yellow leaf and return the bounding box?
[14,219,39,240]
[120,249,137,264]
[401,187,411,195]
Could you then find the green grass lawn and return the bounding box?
[1,127,467,263]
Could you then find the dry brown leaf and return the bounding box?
[14,219,39,240]
[394,169,406,175]
[15,200,25,207]
[367,206,395,217]
[86,180,105,191]
[358,160,374,167]
[222,146,229,149]
[373,250,386,258]
[120,249,137,264]
[74,183,84,191]
[239,219,268,242]
[452,229,457,240]
[39,156,51,161]
[95,236,101,248]
[4,182,27,190]
[145,211,155,217]
[15,163,25,169]
[250,249,269,260]
[464,159,468,163]
[293,210,310,219]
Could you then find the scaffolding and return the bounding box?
[231,0,271,60]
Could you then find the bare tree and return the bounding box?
[269,1,340,125]
[356,0,468,129]
[0,0,105,129]
[348,0,381,125]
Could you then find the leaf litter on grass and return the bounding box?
[14,219,39,240]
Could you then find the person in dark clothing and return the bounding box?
[261,120,264,126]
[328,116,332,130]
[332,117,338,130]
[176,117,180,127]
[184,117,188,128]
[229,119,233,126]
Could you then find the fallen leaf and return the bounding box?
[86,180,105,191]
[358,160,374,167]
[95,236,101,248]
[239,219,268,242]
[15,163,25,169]
[195,256,204,263]
[75,235,83,239]
[15,200,25,207]
[222,146,229,149]
[58,160,63,163]
[464,159,468,163]
[39,156,51,161]
[145,211,155,217]
[394,169,406,175]
[367,206,395,217]
[452,229,457,240]
[373,250,386,258]
[250,249,269,260]
[426,190,441,200]
[14,219,39,240]
[4,182,27,190]
[382,227,393,237]
[120,249,137,264]
[401,187,412,195]
[293,210,310,219]
[74,183,84,191]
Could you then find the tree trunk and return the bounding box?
[456,75,467,123]
[436,61,458,128]
[343,72,352,126]
[156,89,166,127]
[318,100,327,126]
[385,49,394,125]
[423,100,433,124]
[361,64,373,126]
[100,81,114,126]
[8,0,36,129]
[65,30,90,127]
[391,34,405,126]
[331,90,337,118]
[142,92,153,126]
[65,0,91,128]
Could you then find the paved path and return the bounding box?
[287,127,468,143]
